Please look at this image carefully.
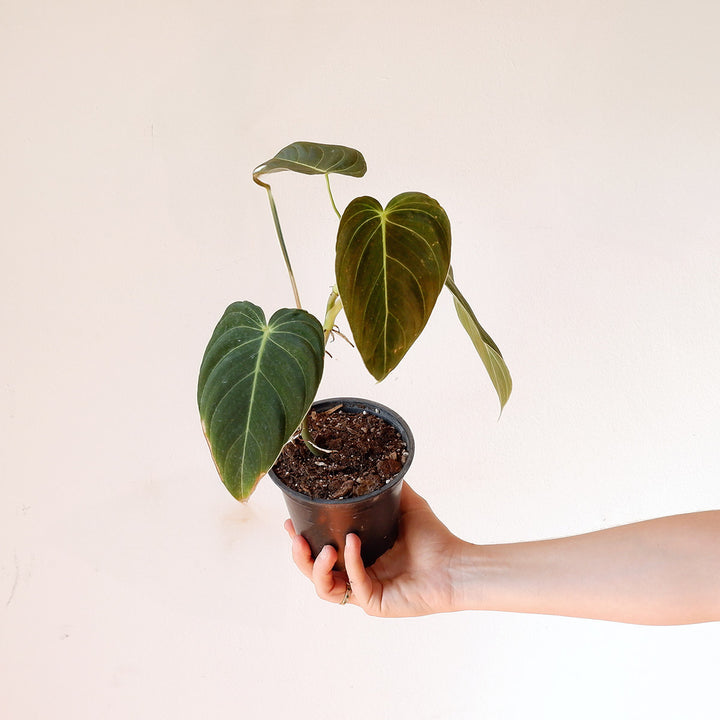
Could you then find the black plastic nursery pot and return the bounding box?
[268,397,415,571]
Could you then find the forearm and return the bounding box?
[453,511,720,625]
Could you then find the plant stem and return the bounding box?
[300,285,345,458]
[301,414,329,457]
[325,174,341,219]
[253,177,302,309]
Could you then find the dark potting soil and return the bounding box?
[272,405,408,500]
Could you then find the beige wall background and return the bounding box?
[2,1,720,717]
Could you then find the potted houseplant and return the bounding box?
[197,141,511,567]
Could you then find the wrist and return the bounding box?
[447,540,495,613]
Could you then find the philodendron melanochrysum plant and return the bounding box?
[198,141,512,501]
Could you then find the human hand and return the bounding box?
[286,483,720,624]
[284,482,469,617]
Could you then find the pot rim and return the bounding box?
[267,396,415,506]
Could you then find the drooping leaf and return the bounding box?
[445,267,512,412]
[251,142,367,307]
[336,192,451,381]
[253,141,367,182]
[197,301,324,501]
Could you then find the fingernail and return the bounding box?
[318,545,332,560]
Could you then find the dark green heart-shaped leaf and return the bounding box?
[445,268,512,412]
[253,141,367,181]
[197,301,324,501]
[336,192,451,381]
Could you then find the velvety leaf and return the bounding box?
[445,268,512,412]
[197,301,324,501]
[336,192,451,381]
[253,141,367,181]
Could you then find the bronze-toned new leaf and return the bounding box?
[253,141,367,182]
[197,301,325,501]
[445,268,512,412]
[336,192,451,381]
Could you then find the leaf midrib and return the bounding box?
[381,209,389,372]
[239,325,271,472]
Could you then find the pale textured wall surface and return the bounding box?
[2,2,720,718]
